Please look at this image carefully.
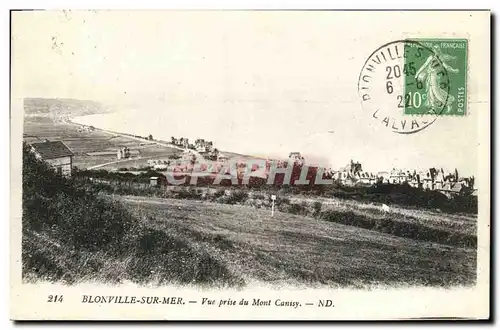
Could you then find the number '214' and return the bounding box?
[47,294,64,303]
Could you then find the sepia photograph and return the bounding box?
[9,9,490,320]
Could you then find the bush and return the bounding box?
[313,201,322,216]
[22,143,135,251]
[175,187,202,199]
[226,191,249,204]
[319,209,476,248]
[213,189,225,198]
[125,227,244,286]
[21,143,245,286]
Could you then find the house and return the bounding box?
[117,147,131,160]
[357,172,377,185]
[149,176,167,186]
[388,169,410,184]
[289,152,305,165]
[197,145,208,153]
[77,125,96,133]
[377,171,390,183]
[153,163,169,171]
[409,173,422,188]
[437,182,466,198]
[30,141,74,177]
[217,153,229,163]
[420,170,434,190]
[182,150,196,162]
[337,160,363,185]
[433,171,446,190]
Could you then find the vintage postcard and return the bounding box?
[10,10,490,320]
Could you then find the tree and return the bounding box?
[148,134,153,140]
[210,148,220,161]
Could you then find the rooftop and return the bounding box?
[31,141,74,159]
[439,182,464,193]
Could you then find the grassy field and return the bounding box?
[23,116,177,169]
[22,146,242,287]
[288,195,477,239]
[113,195,476,288]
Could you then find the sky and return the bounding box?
[11,10,488,176]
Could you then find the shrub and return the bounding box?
[125,227,244,286]
[287,202,307,215]
[22,143,135,251]
[319,209,476,248]
[313,201,322,216]
[226,190,249,205]
[213,189,225,199]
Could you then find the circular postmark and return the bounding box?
[358,40,450,134]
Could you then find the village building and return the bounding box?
[149,176,167,187]
[376,171,390,183]
[217,153,229,163]
[420,170,434,190]
[196,145,209,153]
[77,125,95,133]
[433,171,446,190]
[150,176,159,186]
[357,172,372,185]
[288,152,305,165]
[409,173,423,189]
[117,146,131,160]
[437,182,466,198]
[30,140,74,177]
[182,150,196,163]
[153,163,169,171]
[388,169,411,184]
[336,160,363,186]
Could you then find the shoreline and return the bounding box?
[70,113,266,163]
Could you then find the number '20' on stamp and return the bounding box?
[402,38,468,116]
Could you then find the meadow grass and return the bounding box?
[22,143,243,287]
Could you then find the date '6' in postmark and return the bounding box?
[358,39,468,134]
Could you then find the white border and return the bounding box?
[2,1,497,329]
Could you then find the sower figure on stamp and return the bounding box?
[416,45,459,113]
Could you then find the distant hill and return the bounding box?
[23,98,109,117]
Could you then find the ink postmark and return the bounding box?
[358,39,467,134]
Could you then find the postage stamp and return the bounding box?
[404,39,468,116]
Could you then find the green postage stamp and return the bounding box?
[404,39,468,116]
